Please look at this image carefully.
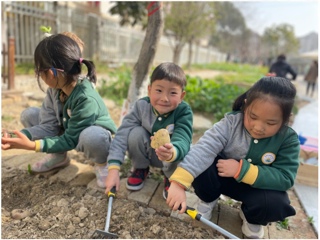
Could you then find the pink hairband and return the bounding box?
[79,58,83,64]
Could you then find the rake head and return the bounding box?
[91,229,118,239]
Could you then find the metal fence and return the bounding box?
[2,2,57,63]
[2,1,226,66]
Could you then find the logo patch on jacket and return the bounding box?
[261,152,276,164]
[166,124,174,134]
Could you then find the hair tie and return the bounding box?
[79,58,83,64]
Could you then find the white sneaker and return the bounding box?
[196,199,218,220]
[239,209,264,239]
[94,164,108,188]
[31,152,69,173]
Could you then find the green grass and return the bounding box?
[2,115,15,122]
[276,218,289,230]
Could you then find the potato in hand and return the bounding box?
[151,129,170,149]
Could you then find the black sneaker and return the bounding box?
[126,167,149,190]
[163,175,170,200]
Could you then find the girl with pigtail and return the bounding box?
[2,34,117,188]
[167,77,300,238]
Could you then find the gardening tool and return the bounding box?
[179,205,239,239]
[91,186,118,239]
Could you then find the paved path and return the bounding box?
[291,77,318,234]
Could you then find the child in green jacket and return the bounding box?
[167,77,300,239]
[105,62,193,199]
[1,34,117,188]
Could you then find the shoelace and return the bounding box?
[132,169,148,179]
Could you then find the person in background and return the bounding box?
[166,77,299,239]
[1,34,117,188]
[304,60,318,97]
[104,62,193,200]
[268,54,297,80]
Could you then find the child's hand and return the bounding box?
[1,130,35,150]
[216,158,239,177]
[166,181,187,214]
[105,169,120,195]
[1,129,11,144]
[266,72,276,77]
[155,143,174,161]
[2,129,10,138]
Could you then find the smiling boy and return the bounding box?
[104,62,193,199]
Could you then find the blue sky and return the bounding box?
[233,1,319,37]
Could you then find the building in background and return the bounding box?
[1,1,226,67]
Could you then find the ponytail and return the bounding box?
[232,92,247,111]
[79,58,97,84]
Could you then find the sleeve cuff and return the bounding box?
[107,159,122,171]
[169,166,194,189]
[241,164,258,185]
[108,165,121,171]
[34,140,44,152]
[164,147,177,162]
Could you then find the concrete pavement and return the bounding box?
[291,76,318,234]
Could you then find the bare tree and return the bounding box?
[127,2,163,108]
[110,2,164,110]
[164,2,214,65]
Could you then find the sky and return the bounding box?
[233,1,319,37]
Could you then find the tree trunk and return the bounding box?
[173,43,183,65]
[186,40,193,69]
[126,2,164,109]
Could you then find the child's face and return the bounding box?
[40,69,63,89]
[244,99,283,139]
[40,71,56,88]
[148,79,185,115]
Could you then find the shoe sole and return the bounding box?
[162,189,167,200]
[31,158,70,173]
[239,210,264,239]
[126,181,144,191]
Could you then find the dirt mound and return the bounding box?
[1,166,219,239]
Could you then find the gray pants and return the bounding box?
[127,126,177,178]
[20,107,112,164]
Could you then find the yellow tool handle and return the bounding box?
[108,186,116,198]
[178,205,200,220]
[178,205,239,239]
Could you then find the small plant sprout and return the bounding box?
[276,218,289,230]
[40,26,52,33]
[307,216,314,224]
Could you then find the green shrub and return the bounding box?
[191,62,268,74]
[98,66,131,105]
[184,75,248,122]
[14,63,35,75]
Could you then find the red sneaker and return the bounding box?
[126,167,149,190]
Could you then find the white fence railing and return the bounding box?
[2,1,226,66]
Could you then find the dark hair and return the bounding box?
[232,77,296,126]
[34,34,96,91]
[277,54,286,61]
[150,62,187,90]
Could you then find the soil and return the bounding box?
[1,88,221,239]
[1,167,218,239]
[1,72,312,239]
